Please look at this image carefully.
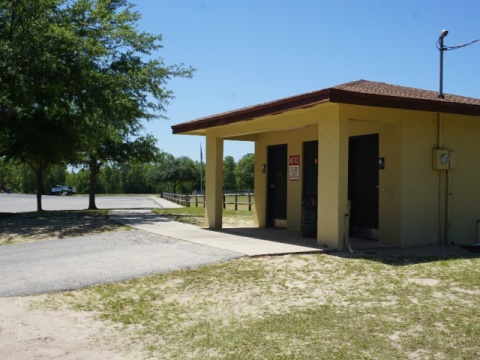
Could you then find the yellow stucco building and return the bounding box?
[172,80,480,249]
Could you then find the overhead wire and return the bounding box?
[437,37,480,51]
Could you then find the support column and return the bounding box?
[254,140,266,227]
[316,113,349,249]
[205,132,223,229]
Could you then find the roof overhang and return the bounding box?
[172,81,480,135]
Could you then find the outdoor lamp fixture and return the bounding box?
[436,29,480,99]
[437,29,448,99]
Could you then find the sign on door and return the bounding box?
[289,155,300,181]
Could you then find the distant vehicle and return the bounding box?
[50,185,62,195]
[50,185,76,196]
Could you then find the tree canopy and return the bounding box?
[223,156,236,190]
[235,153,255,190]
[155,154,198,194]
[0,0,194,210]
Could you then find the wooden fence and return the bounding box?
[162,192,254,211]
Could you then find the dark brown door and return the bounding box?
[301,141,318,237]
[348,134,379,239]
[267,144,287,227]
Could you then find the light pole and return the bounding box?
[436,30,480,99]
[438,29,448,99]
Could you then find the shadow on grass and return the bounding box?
[0,210,128,243]
[330,245,480,265]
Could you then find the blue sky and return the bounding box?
[133,1,480,162]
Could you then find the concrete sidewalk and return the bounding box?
[147,195,184,209]
[109,209,326,257]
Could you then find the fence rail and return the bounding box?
[162,192,254,211]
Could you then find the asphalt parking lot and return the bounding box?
[0,193,162,212]
[0,193,245,297]
[0,230,242,297]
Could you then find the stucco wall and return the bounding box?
[343,107,403,246]
[217,102,480,248]
[255,122,319,232]
[343,106,439,247]
[442,113,480,245]
[343,106,480,247]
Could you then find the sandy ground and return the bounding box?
[0,296,143,360]
[0,213,144,359]
[0,211,249,359]
[1,245,474,360]
[1,212,476,359]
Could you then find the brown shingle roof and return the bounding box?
[332,80,480,105]
[172,80,480,134]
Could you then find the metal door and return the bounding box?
[348,134,379,239]
[267,144,287,228]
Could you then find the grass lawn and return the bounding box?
[38,251,480,359]
[153,207,254,228]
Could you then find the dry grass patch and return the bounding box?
[37,253,480,359]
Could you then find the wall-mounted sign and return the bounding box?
[289,155,300,181]
[379,157,385,170]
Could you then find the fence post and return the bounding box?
[234,193,238,211]
[223,194,226,209]
[186,194,190,207]
[248,193,252,211]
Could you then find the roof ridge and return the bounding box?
[332,79,371,89]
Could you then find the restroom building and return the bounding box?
[172,80,480,249]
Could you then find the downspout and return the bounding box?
[343,200,353,253]
[437,114,443,245]
[446,168,451,246]
[436,113,450,246]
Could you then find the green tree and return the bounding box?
[235,153,255,190]
[44,165,68,193]
[0,0,83,209]
[62,0,193,209]
[126,162,159,194]
[1,109,78,208]
[10,163,36,194]
[0,0,193,210]
[66,168,90,194]
[81,131,160,208]
[0,157,14,191]
[156,155,197,194]
[223,156,237,191]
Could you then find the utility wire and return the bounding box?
[437,37,480,51]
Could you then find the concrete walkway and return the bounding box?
[109,208,326,257]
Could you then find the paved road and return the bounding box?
[0,193,243,297]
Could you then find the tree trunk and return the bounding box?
[31,163,44,211]
[88,158,99,210]
[36,168,43,211]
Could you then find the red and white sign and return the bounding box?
[289,155,300,181]
[289,155,300,165]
